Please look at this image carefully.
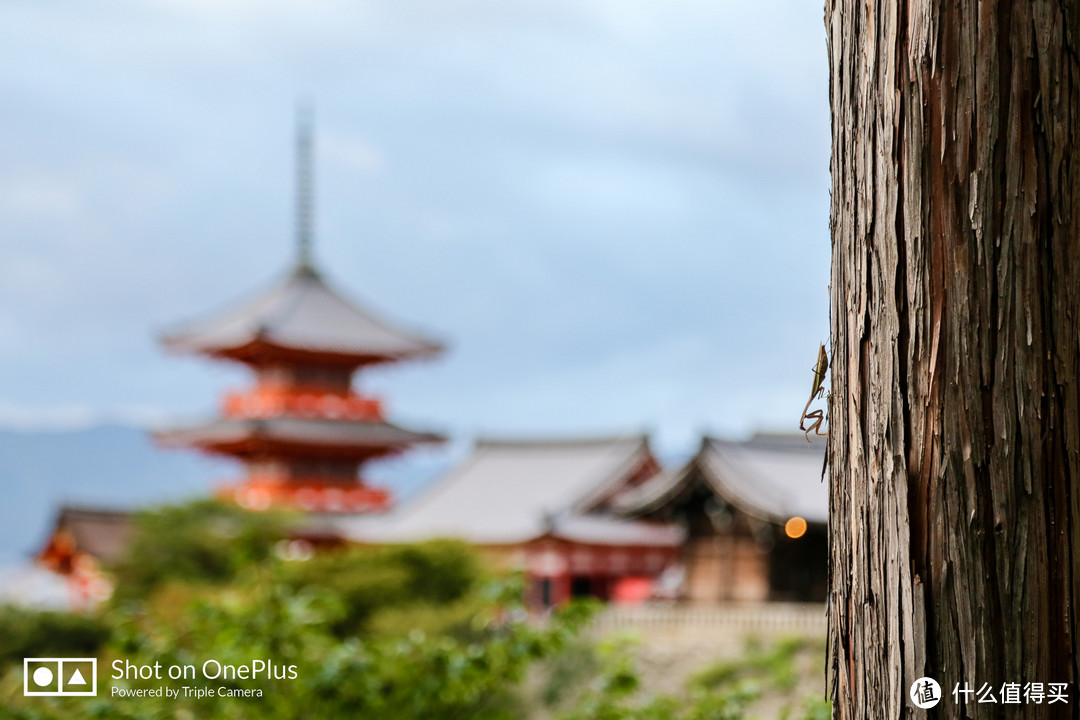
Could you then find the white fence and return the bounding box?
[593,603,827,642]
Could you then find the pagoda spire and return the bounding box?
[156,107,445,515]
[295,102,315,270]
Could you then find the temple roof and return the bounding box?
[337,435,679,546]
[614,433,828,524]
[161,264,444,364]
[154,417,443,455]
[543,513,685,547]
[39,506,134,566]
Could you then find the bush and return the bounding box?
[280,540,482,638]
[109,500,291,602]
[0,498,832,720]
[693,635,811,693]
[0,571,594,720]
[0,606,110,668]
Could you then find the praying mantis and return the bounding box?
[799,343,829,441]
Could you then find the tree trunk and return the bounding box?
[825,1,1080,718]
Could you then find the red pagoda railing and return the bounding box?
[223,389,383,421]
[219,479,391,513]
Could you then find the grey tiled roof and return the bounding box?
[546,514,684,547]
[615,434,828,525]
[610,468,682,514]
[55,506,134,564]
[161,264,443,362]
[337,435,673,546]
[154,417,443,451]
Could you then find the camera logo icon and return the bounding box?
[23,658,97,696]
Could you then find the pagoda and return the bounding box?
[155,112,444,513]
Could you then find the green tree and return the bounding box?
[109,500,290,602]
[0,607,109,667]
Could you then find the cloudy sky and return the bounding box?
[0,0,830,457]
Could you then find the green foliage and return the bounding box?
[280,540,481,638]
[365,592,489,640]
[554,637,760,720]
[537,636,602,707]
[0,499,593,720]
[542,633,831,720]
[389,541,480,603]
[0,573,592,720]
[782,698,832,720]
[693,635,811,693]
[0,606,110,668]
[109,500,291,602]
[0,499,831,720]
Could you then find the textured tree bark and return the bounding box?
[825,1,1080,718]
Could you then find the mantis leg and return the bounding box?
[800,410,826,441]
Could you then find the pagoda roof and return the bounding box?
[161,264,444,364]
[337,435,678,546]
[614,433,828,525]
[154,417,443,456]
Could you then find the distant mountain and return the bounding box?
[0,425,451,567]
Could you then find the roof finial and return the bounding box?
[295,101,315,270]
